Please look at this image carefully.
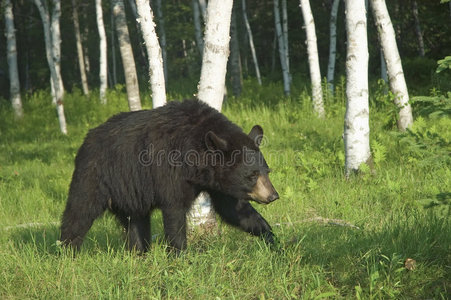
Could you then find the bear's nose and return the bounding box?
[268,192,279,202]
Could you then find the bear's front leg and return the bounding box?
[210,192,275,244]
[161,207,187,253]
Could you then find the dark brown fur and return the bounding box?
[60,99,278,253]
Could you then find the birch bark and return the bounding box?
[411,1,425,57]
[127,0,150,74]
[327,0,340,93]
[192,0,204,58]
[110,7,117,86]
[72,0,89,95]
[34,0,67,134]
[50,0,64,99]
[370,0,413,130]
[197,0,233,111]
[299,0,325,117]
[273,0,290,96]
[112,0,142,111]
[96,0,108,103]
[344,0,371,176]
[135,0,167,108]
[281,0,290,78]
[3,0,23,118]
[154,0,168,84]
[242,0,262,85]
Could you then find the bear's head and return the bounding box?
[204,125,279,204]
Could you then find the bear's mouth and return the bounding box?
[247,175,279,204]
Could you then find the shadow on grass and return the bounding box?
[8,212,167,256]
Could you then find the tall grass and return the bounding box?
[0,81,449,299]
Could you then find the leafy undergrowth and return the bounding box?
[0,83,449,299]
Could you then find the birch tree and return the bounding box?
[190,0,234,227]
[281,0,290,79]
[274,0,290,96]
[370,0,413,130]
[242,0,262,85]
[34,0,67,134]
[411,0,425,57]
[112,0,142,111]
[197,0,233,111]
[96,0,108,103]
[135,0,167,108]
[110,7,117,86]
[72,0,89,95]
[154,0,168,84]
[299,0,325,118]
[327,0,340,93]
[3,0,23,118]
[50,0,64,99]
[192,0,204,58]
[344,0,371,176]
[81,8,90,75]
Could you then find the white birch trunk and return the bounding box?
[112,0,142,111]
[4,0,23,118]
[192,0,204,58]
[110,7,117,86]
[300,0,325,118]
[281,0,290,79]
[242,0,261,85]
[327,0,340,93]
[135,0,167,108]
[154,0,168,84]
[274,0,290,96]
[126,0,149,74]
[34,0,67,134]
[50,0,64,101]
[96,0,108,104]
[190,0,234,227]
[72,0,89,95]
[197,0,233,111]
[370,0,413,131]
[411,1,425,57]
[344,0,370,176]
[82,8,90,75]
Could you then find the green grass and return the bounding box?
[0,81,450,299]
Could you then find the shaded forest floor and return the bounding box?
[0,80,450,298]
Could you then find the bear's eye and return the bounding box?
[249,171,259,181]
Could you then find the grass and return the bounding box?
[0,81,450,299]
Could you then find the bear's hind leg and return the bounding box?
[60,197,107,251]
[116,214,151,252]
[161,207,187,253]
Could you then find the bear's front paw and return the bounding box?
[261,231,275,245]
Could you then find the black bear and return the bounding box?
[60,99,279,252]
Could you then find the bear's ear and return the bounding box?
[249,125,264,147]
[205,131,228,151]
